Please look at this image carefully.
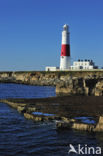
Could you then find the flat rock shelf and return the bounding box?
[1,96,103,132]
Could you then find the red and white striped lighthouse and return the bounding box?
[60,24,71,70]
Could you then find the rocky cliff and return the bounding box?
[0,71,103,96]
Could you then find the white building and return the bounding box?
[45,66,59,71]
[71,60,98,70]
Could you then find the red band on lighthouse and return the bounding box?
[61,44,70,56]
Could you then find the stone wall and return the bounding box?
[0,71,103,96]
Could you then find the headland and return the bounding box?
[0,70,103,96]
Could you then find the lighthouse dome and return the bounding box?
[63,24,68,31]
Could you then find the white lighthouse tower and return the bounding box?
[60,24,71,70]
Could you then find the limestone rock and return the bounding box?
[24,113,43,121]
[95,80,103,96]
[27,107,36,113]
[61,117,76,123]
[72,123,94,131]
[17,106,26,113]
[94,116,103,132]
[0,71,103,96]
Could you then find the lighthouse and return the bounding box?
[60,24,71,70]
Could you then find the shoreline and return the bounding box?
[1,96,103,132]
[0,71,103,96]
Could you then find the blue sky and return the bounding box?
[0,0,103,71]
